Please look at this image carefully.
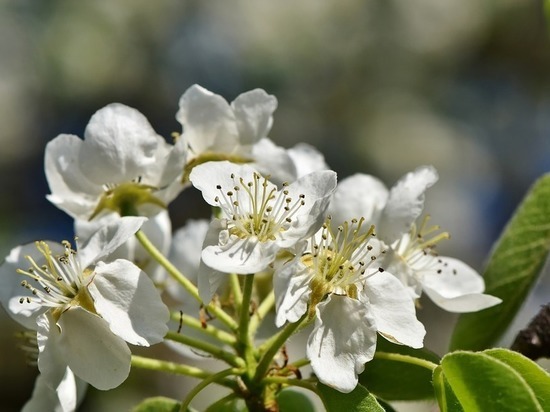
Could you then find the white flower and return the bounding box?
[0,217,169,390]
[189,161,337,302]
[387,219,502,312]
[177,85,299,184]
[45,103,186,220]
[177,84,277,162]
[274,218,425,393]
[329,166,501,312]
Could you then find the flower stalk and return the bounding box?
[135,229,238,331]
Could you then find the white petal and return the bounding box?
[383,248,423,299]
[176,84,239,155]
[420,256,484,296]
[44,134,102,219]
[274,259,312,327]
[39,307,131,390]
[364,271,425,348]
[378,166,438,242]
[277,169,337,247]
[423,287,502,313]
[231,89,277,145]
[190,161,276,210]
[202,233,279,275]
[168,219,209,301]
[77,211,171,283]
[35,313,70,394]
[328,174,388,227]
[170,219,209,283]
[251,138,297,185]
[421,256,502,312]
[307,295,377,393]
[197,260,227,305]
[22,368,81,412]
[77,216,147,268]
[141,136,186,195]
[22,373,59,412]
[287,142,329,178]
[80,103,162,184]
[6,297,44,330]
[89,260,169,345]
[197,219,230,303]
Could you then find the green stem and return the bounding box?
[254,315,306,381]
[248,289,275,336]
[135,230,238,331]
[131,355,235,389]
[238,275,257,379]
[280,357,310,375]
[165,331,245,368]
[180,368,242,412]
[170,311,236,346]
[374,351,439,371]
[229,273,243,311]
[205,393,239,410]
[239,275,255,344]
[262,376,320,394]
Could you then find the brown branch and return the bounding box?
[511,303,550,360]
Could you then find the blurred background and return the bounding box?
[1,0,550,410]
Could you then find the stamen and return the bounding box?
[15,330,39,366]
[393,214,451,274]
[16,241,85,310]
[304,217,380,300]
[213,172,307,242]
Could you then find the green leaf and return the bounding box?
[277,389,316,412]
[359,338,440,400]
[317,383,385,412]
[375,398,398,412]
[131,396,182,412]
[483,348,550,411]
[439,351,544,411]
[451,174,550,351]
[432,366,464,412]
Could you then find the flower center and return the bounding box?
[392,215,450,272]
[214,172,306,242]
[17,241,95,320]
[90,179,166,219]
[303,217,383,314]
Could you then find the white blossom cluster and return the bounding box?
[0,85,500,410]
